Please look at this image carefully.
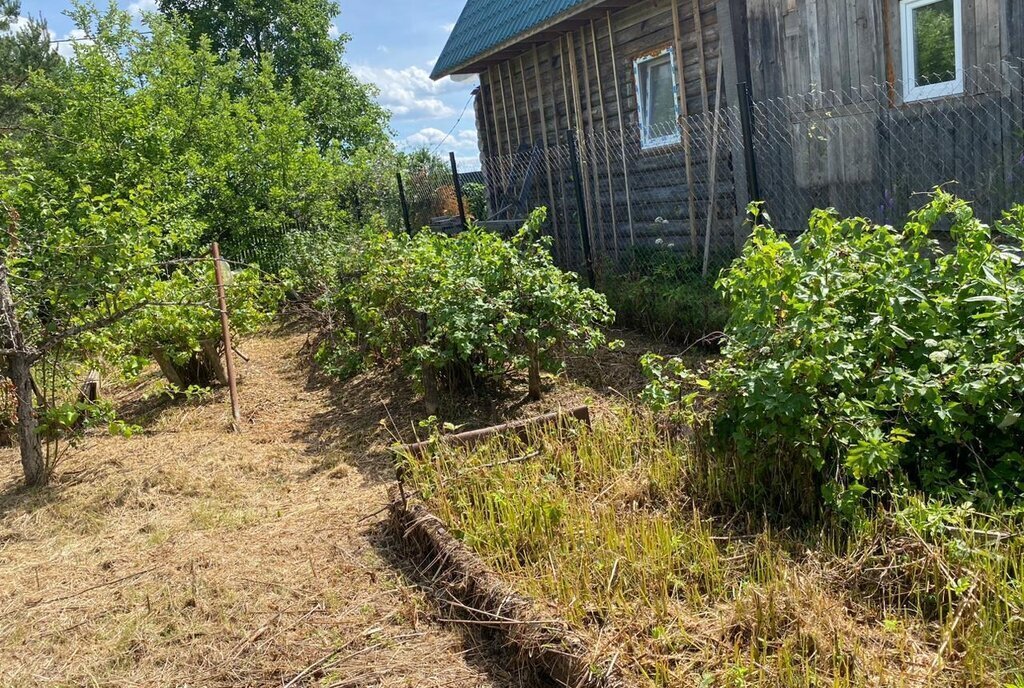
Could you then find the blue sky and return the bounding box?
[14,0,482,168]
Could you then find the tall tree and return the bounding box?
[156,0,389,152]
[1,0,62,127]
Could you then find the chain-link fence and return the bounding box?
[751,59,1024,233]
[382,59,1024,342]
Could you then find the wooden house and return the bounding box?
[431,0,1024,267]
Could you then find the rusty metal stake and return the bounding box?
[211,242,241,427]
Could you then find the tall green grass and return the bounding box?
[400,408,1023,687]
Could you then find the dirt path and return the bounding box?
[0,330,536,687]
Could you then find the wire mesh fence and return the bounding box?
[380,59,1024,341]
[751,59,1024,233]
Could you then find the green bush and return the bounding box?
[123,264,284,369]
[319,208,615,399]
[602,244,729,343]
[643,193,1024,515]
[463,182,488,220]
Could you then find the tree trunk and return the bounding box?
[527,342,542,401]
[0,258,44,486]
[8,352,43,486]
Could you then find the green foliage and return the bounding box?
[157,0,389,151]
[643,193,1024,514]
[121,264,283,366]
[5,4,355,269]
[0,0,63,127]
[602,244,729,343]
[463,182,488,220]
[320,209,615,396]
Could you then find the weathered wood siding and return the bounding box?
[746,0,1024,229]
[475,0,739,271]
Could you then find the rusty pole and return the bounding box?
[211,242,241,427]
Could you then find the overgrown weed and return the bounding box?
[402,407,1023,686]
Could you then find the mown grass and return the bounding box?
[401,408,1024,687]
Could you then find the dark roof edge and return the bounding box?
[430,0,608,80]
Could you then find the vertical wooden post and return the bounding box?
[533,47,562,247]
[568,130,596,288]
[672,0,700,254]
[607,11,636,245]
[591,18,619,260]
[211,243,241,427]
[397,171,413,234]
[449,152,468,228]
[702,59,725,277]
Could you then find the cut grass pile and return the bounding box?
[401,408,1024,687]
[0,332,514,687]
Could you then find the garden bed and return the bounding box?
[396,407,1024,687]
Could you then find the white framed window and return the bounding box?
[900,0,963,102]
[633,48,681,149]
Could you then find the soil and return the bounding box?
[0,325,665,687]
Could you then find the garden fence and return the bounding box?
[384,59,1024,341]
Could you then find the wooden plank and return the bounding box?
[578,24,606,254]
[608,10,636,245]
[691,0,710,110]
[518,56,535,145]
[592,18,620,257]
[505,61,522,147]
[533,47,561,246]
[495,64,513,156]
[672,0,700,253]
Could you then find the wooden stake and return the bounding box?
[591,18,619,259]
[578,25,604,256]
[211,243,240,427]
[505,61,522,148]
[672,0,700,254]
[532,48,561,243]
[702,58,725,277]
[607,11,635,245]
[495,64,513,156]
[692,0,709,111]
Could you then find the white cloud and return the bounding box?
[327,23,340,39]
[127,0,158,16]
[55,29,90,59]
[351,64,465,120]
[441,22,456,33]
[376,45,389,54]
[404,127,477,150]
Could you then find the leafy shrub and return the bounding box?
[123,264,283,371]
[602,244,729,343]
[463,182,488,220]
[319,208,614,400]
[643,193,1024,515]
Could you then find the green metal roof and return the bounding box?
[431,0,591,79]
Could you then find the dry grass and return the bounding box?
[0,326,640,687]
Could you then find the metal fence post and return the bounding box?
[449,152,468,229]
[567,129,596,289]
[737,82,762,213]
[396,171,413,235]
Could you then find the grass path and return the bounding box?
[0,329,526,687]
